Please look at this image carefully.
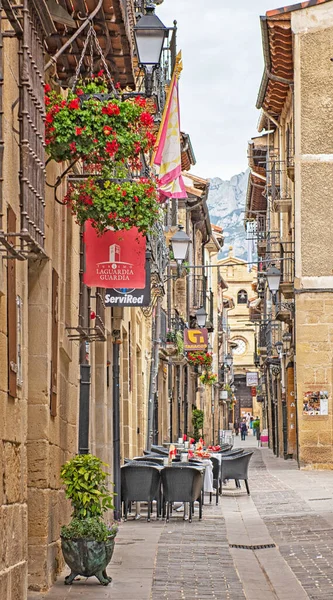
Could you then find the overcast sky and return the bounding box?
[157,0,283,180]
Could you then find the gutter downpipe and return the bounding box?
[44,0,104,72]
[146,294,162,450]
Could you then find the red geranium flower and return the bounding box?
[46,113,53,124]
[76,89,84,96]
[68,98,80,110]
[97,70,104,77]
[105,140,119,156]
[135,96,146,108]
[44,84,51,93]
[75,127,84,136]
[69,142,77,153]
[102,103,120,116]
[134,196,139,203]
[134,142,141,154]
[140,112,154,127]
[103,125,113,136]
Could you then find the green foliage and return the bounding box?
[199,371,217,386]
[45,75,155,165]
[192,408,204,441]
[165,330,184,355]
[64,176,162,236]
[61,517,118,542]
[187,351,213,368]
[60,454,115,519]
[175,330,184,355]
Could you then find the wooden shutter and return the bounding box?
[50,268,59,417]
[7,206,17,398]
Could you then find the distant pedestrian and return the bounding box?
[253,417,260,440]
[234,420,239,436]
[240,419,247,441]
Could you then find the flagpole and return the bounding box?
[151,51,183,167]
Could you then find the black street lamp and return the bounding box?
[133,4,168,96]
[170,225,191,264]
[225,353,233,368]
[196,306,207,328]
[266,266,281,295]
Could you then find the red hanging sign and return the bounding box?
[84,222,146,289]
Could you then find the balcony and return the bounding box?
[267,241,294,299]
[275,299,294,323]
[266,159,293,214]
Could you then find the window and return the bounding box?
[237,290,248,304]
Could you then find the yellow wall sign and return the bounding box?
[183,328,208,351]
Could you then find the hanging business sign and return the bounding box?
[105,260,151,307]
[183,328,208,351]
[84,222,146,289]
[246,372,259,387]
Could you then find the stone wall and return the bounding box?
[292,5,333,467]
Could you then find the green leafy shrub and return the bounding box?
[61,517,118,542]
[64,176,161,236]
[192,408,204,441]
[60,454,115,519]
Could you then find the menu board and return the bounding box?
[303,391,329,416]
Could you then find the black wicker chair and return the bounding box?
[121,464,162,521]
[132,456,165,465]
[220,451,253,495]
[161,466,203,522]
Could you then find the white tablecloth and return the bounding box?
[201,459,214,493]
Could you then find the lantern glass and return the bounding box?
[225,353,233,367]
[196,307,207,328]
[266,266,281,293]
[170,228,191,263]
[134,8,168,67]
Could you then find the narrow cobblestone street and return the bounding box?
[28,437,333,600]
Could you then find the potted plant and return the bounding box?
[165,330,178,356]
[45,74,156,164]
[60,454,118,586]
[170,331,187,365]
[187,351,213,370]
[64,174,161,235]
[199,371,217,386]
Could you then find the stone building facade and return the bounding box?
[0,0,142,598]
[246,0,333,467]
[218,250,261,423]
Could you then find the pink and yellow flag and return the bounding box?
[153,53,186,200]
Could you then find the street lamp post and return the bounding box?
[133,5,168,96]
[266,266,281,302]
[195,306,207,328]
[170,225,191,263]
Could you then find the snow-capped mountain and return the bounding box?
[207,170,249,259]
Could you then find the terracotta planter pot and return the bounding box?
[61,536,116,586]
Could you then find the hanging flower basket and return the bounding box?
[199,371,217,387]
[45,75,156,164]
[64,176,161,235]
[187,351,213,369]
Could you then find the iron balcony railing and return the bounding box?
[257,321,282,357]
[266,241,295,285]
